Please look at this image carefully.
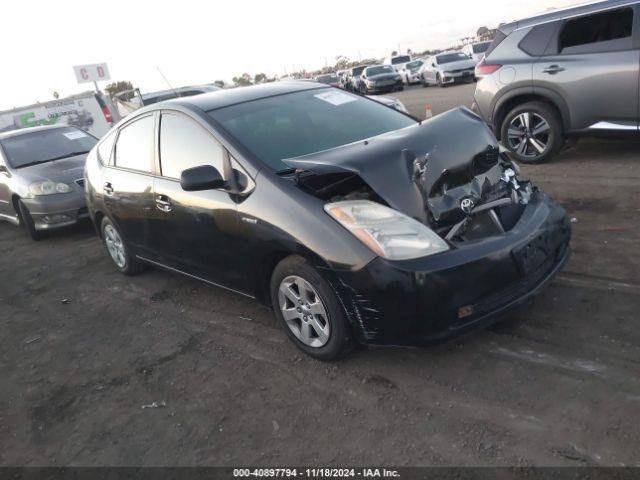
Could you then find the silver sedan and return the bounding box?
[0,125,97,240]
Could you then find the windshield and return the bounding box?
[436,53,469,64]
[316,74,339,84]
[366,66,395,76]
[352,66,366,76]
[0,127,97,169]
[391,56,411,64]
[406,60,423,71]
[472,42,491,54]
[208,88,416,171]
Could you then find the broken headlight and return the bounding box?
[325,200,449,260]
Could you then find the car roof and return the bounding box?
[0,124,71,141]
[500,0,637,34]
[160,81,328,112]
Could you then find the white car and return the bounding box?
[399,59,424,85]
[382,54,412,73]
[462,41,492,63]
[419,51,476,87]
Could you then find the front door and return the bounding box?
[147,111,248,293]
[102,113,157,255]
[533,5,639,130]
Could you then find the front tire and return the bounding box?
[270,256,354,361]
[17,200,46,241]
[100,217,146,275]
[500,101,563,164]
[437,73,445,88]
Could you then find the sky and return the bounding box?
[2,0,584,110]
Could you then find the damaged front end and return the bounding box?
[283,107,536,243]
[281,107,571,345]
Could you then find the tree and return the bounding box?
[232,73,253,87]
[254,73,268,84]
[477,26,490,38]
[104,80,134,99]
[213,80,225,88]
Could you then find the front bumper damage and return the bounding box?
[21,190,88,230]
[329,192,571,345]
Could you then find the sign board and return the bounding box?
[73,63,111,84]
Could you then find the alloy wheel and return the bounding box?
[104,224,126,269]
[507,112,551,159]
[278,275,331,348]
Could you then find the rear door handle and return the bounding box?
[542,65,565,74]
[103,182,113,195]
[155,195,172,212]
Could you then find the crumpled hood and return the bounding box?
[17,154,87,184]
[282,107,498,224]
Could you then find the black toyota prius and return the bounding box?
[85,82,570,360]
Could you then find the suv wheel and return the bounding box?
[437,73,444,88]
[270,256,354,361]
[100,217,146,275]
[421,74,428,88]
[501,102,563,164]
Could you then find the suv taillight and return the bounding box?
[475,60,502,77]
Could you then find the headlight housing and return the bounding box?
[324,200,449,260]
[29,181,73,196]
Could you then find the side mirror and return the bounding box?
[180,165,226,191]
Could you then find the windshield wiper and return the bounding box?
[276,167,297,176]
[16,151,90,169]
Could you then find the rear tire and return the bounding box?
[100,217,146,275]
[500,101,563,164]
[270,256,354,361]
[16,200,46,241]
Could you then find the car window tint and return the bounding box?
[97,130,116,165]
[159,113,224,179]
[209,88,416,171]
[114,115,155,172]
[484,30,507,58]
[559,7,633,54]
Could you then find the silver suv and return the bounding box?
[473,0,639,163]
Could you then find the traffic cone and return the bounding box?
[425,104,433,119]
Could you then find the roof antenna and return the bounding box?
[157,67,179,97]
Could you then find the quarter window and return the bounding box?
[114,115,155,172]
[159,113,225,179]
[559,7,633,54]
[97,130,116,165]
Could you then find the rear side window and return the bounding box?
[97,130,116,165]
[114,115,155,172]
[519,22,559,56]
[559,7,633,54]
[484,30,507,58]
[159,113,225,179]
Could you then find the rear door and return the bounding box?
[102,113,157,255]
[148,110,247,292]
[533,5,639,131]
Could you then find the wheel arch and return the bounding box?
[493,89,570,139]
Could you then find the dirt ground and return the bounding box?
[1,86,639,466]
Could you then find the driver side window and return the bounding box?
[159,112,225,180]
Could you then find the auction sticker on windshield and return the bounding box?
[314,91,357,106]
[63,130,88,140]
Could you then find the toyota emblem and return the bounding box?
[460,198,475,214]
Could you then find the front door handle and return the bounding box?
[155,195,172,212]
[542,65,565,74]
[103,182,113,195]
